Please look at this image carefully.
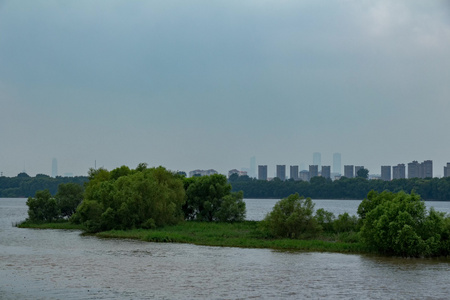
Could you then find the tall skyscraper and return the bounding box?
[381,166,391,181]
[321,166,331,179]
[52,158,58,178]
[333,153,341,175]
[258,165,268,181]
[276,165,286,181]
[393,164,406,179]
[290,165,299,180]
[421,160,433,178]
[408,161,420,178]
[309,165,319,179]
[344,165,354,178]
[408,160,432,179]
[313,152,321,169]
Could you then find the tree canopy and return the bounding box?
[183,174,245,222]
[261,193,320,238]
[72,165,186,232]
[25,183,84,222]
[358,190,450,257]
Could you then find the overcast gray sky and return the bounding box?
[1,0,449,177]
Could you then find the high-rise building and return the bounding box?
[344,165,354,178]
[444,163,450,177]
[309,165,319,179]
[276,165,286,181]
[333,153,341,175]
[313,152,321,169]
[381,166,391,181]
[52,158,58,178]
[408,161,420,178]
[393,164,406,179]
[258,165,268,181]
[299,170,310,181]
[290,165,299,181]
[408,160,432,179]
[421,160,433,178]
[321,166,331,179]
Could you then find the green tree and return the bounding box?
[315,208,335,232]
[72,165,186,232]
[333,213,359,233]
[183,174,246,222]
[356,168,369,179]
[261,193,320,238]
[55,183,84,218]
[26,189,60,222]
[359,191,450,257]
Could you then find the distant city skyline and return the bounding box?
[1,153,450,180]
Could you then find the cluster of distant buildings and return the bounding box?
[380,160,450,181]
[255,160,450,182]
[187,153,450,182]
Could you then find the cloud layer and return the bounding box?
[1,0,449,177]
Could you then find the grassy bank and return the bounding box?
[17,220,368,253]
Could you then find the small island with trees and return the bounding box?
[18,163,450,258]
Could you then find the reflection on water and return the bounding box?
[1,198,450,299]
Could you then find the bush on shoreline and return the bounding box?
[25,183,84,222]
[358,191,450,257]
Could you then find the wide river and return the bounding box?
[1,198,450,299]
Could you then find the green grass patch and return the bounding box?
[17,220,369,253]
[96,221,369,253]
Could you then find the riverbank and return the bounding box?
[17,220,368,254]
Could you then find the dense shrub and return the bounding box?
[261,193,320,238]
[56,183,84,218]
[26,189,60,222]
[26,184,84,222]
[333,212,359,233]
[183,174,246,222]
[358,191,450,257]
[315,208,335,232]
[72,165,186,232]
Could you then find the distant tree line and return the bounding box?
[0,173,88,198]
[229,174,450,201]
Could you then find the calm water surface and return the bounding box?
[1,198,450,299]
[245,198,450,220]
